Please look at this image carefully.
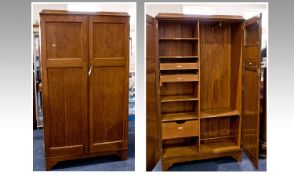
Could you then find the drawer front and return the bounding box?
[162,120,199,139]
[160,63,199,70]
[160,74,199,83]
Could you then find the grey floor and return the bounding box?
[33,120,135,171]
[153,151,266,171]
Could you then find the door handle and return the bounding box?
[88,66,93,76]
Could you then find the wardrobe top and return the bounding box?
[40,10,129,17]
[156,13,244,22]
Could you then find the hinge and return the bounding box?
[156,23,158,29]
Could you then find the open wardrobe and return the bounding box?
[146,13,263,171]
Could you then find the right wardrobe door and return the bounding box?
[242,14,262,168]
[88,15,130,153]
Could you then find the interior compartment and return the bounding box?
[162,137,199,158]
[160,82,198,98]
[200,115,240,152]
[159,41,198,57]
[158,21,198,38]
[200,21,243,115]
[161,101,198,114]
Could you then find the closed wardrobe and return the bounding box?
[40,10,129,170]
[146,13,262,171]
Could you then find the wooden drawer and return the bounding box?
[162,120,199,139]
[160,74,199,83]
[160,63,199,70]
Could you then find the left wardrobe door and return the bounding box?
[41,14,89,157]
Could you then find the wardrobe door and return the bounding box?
[146,15,161,171]
[41,15,88,157]
[242,14,262,168]
[89,15,129,153]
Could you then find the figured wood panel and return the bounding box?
[200,22,231,110]
[89,15,129,153]
[46,22,82,59]
[92,23,125,58]
[146,15,161,171]
[41,15,88,157]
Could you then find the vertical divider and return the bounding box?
[197,20,201,152]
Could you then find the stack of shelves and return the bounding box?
[158,20,200,158]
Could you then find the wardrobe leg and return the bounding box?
[118,149,128,160]
[162,159,173,171]
[45,159,58,170]
[232,151,242,162]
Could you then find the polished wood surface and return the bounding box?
[41,10,129,170]
[88,15,129,154]
[242,15,262,169]
[41,14,88,159]
[147,13,262,171]
[146,15,161,171]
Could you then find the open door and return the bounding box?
[146,15,161,171]
[242,14,262,168]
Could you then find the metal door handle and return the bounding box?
[88,66,93,76]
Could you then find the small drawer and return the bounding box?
[160,63,199,70]
[162,120,199,139]
[160,74,199,83]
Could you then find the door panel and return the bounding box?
[242,14,261,168]
[89,16,129,153]
[41,15,88,157]
[146,15,161,171]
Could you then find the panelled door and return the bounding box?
[88,15,129,153]
[146,15,161,171]
[242,14,262,168]
[41,15,89,157]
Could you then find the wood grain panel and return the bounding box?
[146,15,161,171]
[200,22,231,110]
[90,67,125,143]
[47,68,84,155]
[242,15,261,168]
[46,22,82,59]
[89,15,129,154]
[92,23,125,58]
[41,15,88,158]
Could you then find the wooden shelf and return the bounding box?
[200,140,239,153]
[160,63,199,70]
[161,112,198,122]
[159,56,198,59]
[159,38,198,41]
[163,145,198,159]
[200,108,240,119]
[161,95,198,103]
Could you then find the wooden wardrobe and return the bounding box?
[146,13,262,171]
[40,10,129,170]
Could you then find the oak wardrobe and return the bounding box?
[40,10,129,170]
[146,13,262,171]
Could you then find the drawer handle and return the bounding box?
[178,126,183,130]
[176,65,182,68]
[176,77,182,80]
